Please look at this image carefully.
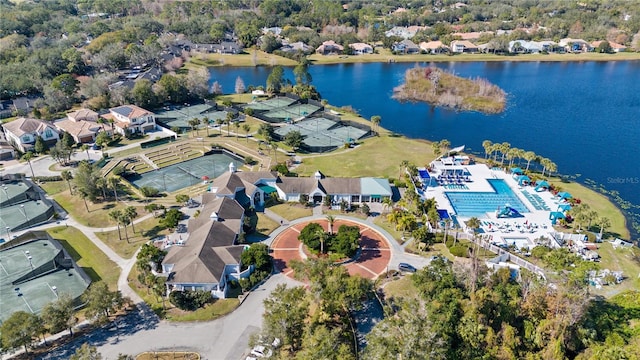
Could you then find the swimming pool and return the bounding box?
[445,179,529,217]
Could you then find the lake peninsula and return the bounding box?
[392,66,506,114]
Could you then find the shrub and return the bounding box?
[239,270,270,292]
[33,175,63,182]
[450,245,470,258]
[360,203,370,216]
[530,246,551,259]
[435,233,454,243]
[169,290,212,311]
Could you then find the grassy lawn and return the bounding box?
[39,180,69,196]
[252,213,280,239]
[268,203,313,221]
[325,208,368,220]
[308,50,640,65]
[382,275,418,300]
[48,226,120,290]
[372,215,404,244]
[188,50,297,68]
[95,217,167,259]
[52,189,147,228]
[296,134,437,180]
[549,178,630,239]
[165,298,239,322]
[592,242,640,298]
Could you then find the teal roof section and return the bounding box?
[360,178,392,196]
[257,184,277,193]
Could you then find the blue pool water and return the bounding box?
[445,179,530,217]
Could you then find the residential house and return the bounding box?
[0,131,15,160]
[450,40,479,53]
[419,40,450,54]
[192,41,241,54]
[161,195,248,299]
[452,31,493,41]
[349,42,374,55]
[559,38,592,52]
[3,117,59,153]
[385,26,427,39]
[0,100,12,119]
[316,40,344,55]
[280,41,313,54]
[11,97,40,116]
[591,40,627,52]
[55,109,108,144]
[508,40,558,53]
[101,105,156,136]
[393,39,420,54]
[262,27,282,36]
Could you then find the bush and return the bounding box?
[450,245,470,258]
[169,290,212,311]
[530,246,551,259]
[33,175,63,182]
[435,233,454,243]
[239,270,270,292]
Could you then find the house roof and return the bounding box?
[451,40,478,49]
[163,196,245,285]
[452,31,492,40]
[420,40,448,50]
[349,42,373,51]
[110,105,153,119]
[3,118,54,137]
[360,178,392,196]
[54,118,101,139]
[67,109,99,122]
[209,171,247,196]
[319,178,361,195]
[316,40,344,52]
[591,40,626,49]
[277,177,320,194]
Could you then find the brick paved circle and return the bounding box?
[270,219,391,280]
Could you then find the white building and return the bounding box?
[2,117,59,153]
[101,105,156,136]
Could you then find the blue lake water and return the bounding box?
[209,61,640,238]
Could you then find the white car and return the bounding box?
[250,345,272,358]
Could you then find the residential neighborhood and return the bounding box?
[1,0,639,359]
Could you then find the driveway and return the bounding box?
[40,274,301,360]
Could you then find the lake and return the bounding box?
[209,61,640,238]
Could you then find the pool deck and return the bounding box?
[422,161,565,249]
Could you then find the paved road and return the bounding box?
[40,274,300,360]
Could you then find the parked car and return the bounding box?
[398,262,417,273]
[176,224,187,233]
[250,345,272,358]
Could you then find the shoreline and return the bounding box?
[189,50,640,69]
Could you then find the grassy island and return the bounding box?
[393,66,506,114]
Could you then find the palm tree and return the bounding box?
[120,212,131,243]
[370,115,381,134]
[399,160,409,179]
[440,139,451,156]
[225,112,234,136]
[316,229,327,254]
[61,170,73,194]
[188,118,200,137]
[586,210,598,230]
[482,140,493,159]
[81,144,90,161]
[432,141,441,157]
[124,206,138,234]
[499,142,511,165]
[523,151,536,171]
[547,160,557,177]
[108,209,123,240]
[79,190,90,212]
[234,121,240,140]
[540,158,551,177]
[108,176,120,202]
[216,118,224,134]
[201,117,210,137]
[97,118,106,132]
[271,142,279,163]
[465,217,481,241]
[242,124,251,142]
[382,197,393,214]
[326,215,335,235]
[507,147,519,168]
[598,217,611,238]
[21,151,36,178]
[96,177,108,200]
[490,143,500,162]
[108,118,115,133]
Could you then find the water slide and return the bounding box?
[496,205,521,218]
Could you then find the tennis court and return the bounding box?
[263,103,321,120]
[275,117,370,152]
[0,238,91,322]
[126,152,244,193]
[155,104,230,129]
[0,200,55,233]
[244,97,296,111]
